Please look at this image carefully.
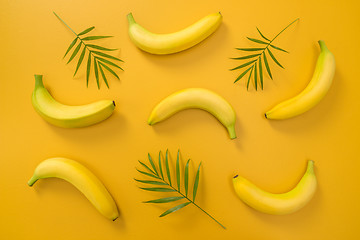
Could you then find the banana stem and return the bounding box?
[27,176,38,186]
[34,75,44,88]
[227,125,237,139]
[318,40,328,52]
[127,13,136,25]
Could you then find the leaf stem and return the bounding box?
[53,12,77,36]
[270,18,299,44]
[160,175,226,229]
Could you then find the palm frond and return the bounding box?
[231,18,299,90]
[54,12,123,89]
[135,150,225,229]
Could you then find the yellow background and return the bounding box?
[1,0,359,239]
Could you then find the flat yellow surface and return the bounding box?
[1,0,359,239]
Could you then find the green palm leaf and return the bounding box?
[165,150,172,186]
[98,64,109,88]
[74,47,86,77]
[99,62,120,80]
[92,51,124,62]
[148,153,158,175]
[247,67,254,90]
[87,44,117,51]
[54,12,123,89]
[136,150,225,229]
[263,52,273,79]
[231,19,298,90]
[144,196,184,203]
[63,38,77,59]
[234,66,253,83]
[247,37,268,44]
[158,151,164,180]
[230,59,257,71]
[267,48,284,68]
[78,26,95,36]
[67,42,82,64]
[139,187,176,192]
[160,202,191,217]
[176,150,180,191]
[256,27,270,41]
[134,179,167,185]
[184,159,190,197]
[81,35,112,41]
[136,169,160,179]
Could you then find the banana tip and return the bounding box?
[264,113,268,119]
[112,101,116,107]
[233,175,238,178]
[112,216,118,221]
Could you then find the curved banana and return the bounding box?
[28,157,119,220]
[127,12,222,54]
[265,40,335,119]
[32,75,115,128]
[148,88,236,139]
[232,160,317,215]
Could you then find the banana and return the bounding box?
[127,12,222,54]
[148,88,236,139]
[232,160,317,215]
[28,157,119,220]
[32,75,115,128]
[265,40,335,119]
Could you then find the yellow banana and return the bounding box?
[127,12,222,54]
[232,160,317,215]
[32,75,115,128]
[265,40,335,119]
[28,157,119,220]
[148,88,236,139]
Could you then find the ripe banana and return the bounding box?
[28,157,119,220]
[32,74,115,128]
[265,40,335,119]
[232,160,317,215]
[127,12,222,54]
[148,88,236,139]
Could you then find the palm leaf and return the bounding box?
[176,150,180,191]
[81,35,112,41]
[78,26,95,36]
[230,54,260,60]
[148,153,158,175]
[160,202,191,217]
[259,57,264,89]
[74,47,86,77]
[263,52,273,79]
[92,51,124,62]
[231,19,298,90]
[99,62,120,80]
[270,44,288,53]
[254,62,258,91]
[54,12,123,89]
[138,160,155,175]
[63,38,77,59]
[139,187,176,192]
[247,67,254,90]
[86,54,91,87]
[87,44,117,51]
[136,168,160,179]
[158,151,164,180]
[230,59,257,71]
[247,37,268,44]
[165,150,172,186]
[256,27,270,41]
[234,66,253,83]
[184,159,190,197]
[136,150,225,229]
[267,48,284,68]
[236,47,264,51]
[98,64,109,88]
[144,196,184,204]
[67,42,82,64]
[134,179,167,185]
[95,56,124,71]
[193,162,201,202]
